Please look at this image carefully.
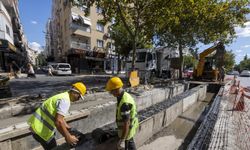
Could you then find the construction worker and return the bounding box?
[27,82,87,150]
[105,77,139,150]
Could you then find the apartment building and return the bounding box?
[0,0,27,72]
[49,0,113,73]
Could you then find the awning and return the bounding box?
[72,12,92,26]
[85,56,106,61]
[0,39,17,53]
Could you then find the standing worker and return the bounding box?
[106,77,139,150]
[27,82,87,150]
[219,66,225,82]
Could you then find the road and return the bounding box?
[9,74,114,97]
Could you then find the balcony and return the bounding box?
[70,41,91,51]
[70,23,91,33]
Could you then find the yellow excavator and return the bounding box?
[193,42,225,81]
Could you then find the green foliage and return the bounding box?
[239,58,250,71]
[244,54,248,60]
[37,53,47,66]
[70,0,166,70]
[71,0,250,75]
[183,55,196,69]
[224,50,235,72]
[155,0,250,78]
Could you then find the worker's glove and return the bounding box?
[117,139,125,150]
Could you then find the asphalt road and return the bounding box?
[9,74,115,97]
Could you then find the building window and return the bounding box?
[6,25,10,36]
[96,7,102,14]
[97,39,104,48]
[96,23,104,32]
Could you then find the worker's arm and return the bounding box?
[55,113,78,145]
[55,99,78,145]
[120,103,132,140]
[120,120,130,139]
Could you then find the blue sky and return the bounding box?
[19,1,250,64]
[19,0,51,52]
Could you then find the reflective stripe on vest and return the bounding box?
[33,111,55,132]
[27,91,70,142]
[116,92,139,140]
[41,105,55,122]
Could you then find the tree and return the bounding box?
[71,0,168,70]
[156,0,250,79]
[109,23,153,73]
[239,58,250,71]
[183,55,196,69]
[223,50,235,72]
[244,54,248,61]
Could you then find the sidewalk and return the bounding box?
[208,82,250,150]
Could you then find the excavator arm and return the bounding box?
[195,42,225,78]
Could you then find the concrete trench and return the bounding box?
[0,82,213,150]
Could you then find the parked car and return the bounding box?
[227,70,239,76]
[183,68,193,78]
[49,63,72,75]
[240,70,250,77]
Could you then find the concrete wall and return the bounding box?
[135,85,206,148]
[0,83,204,150]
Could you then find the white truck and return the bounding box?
[126,47,179,80]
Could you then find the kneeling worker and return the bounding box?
[27,82,87,150]
[106,77,139,150]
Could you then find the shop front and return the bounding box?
[0,39,17,72]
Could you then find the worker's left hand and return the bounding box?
[117,139,125,150]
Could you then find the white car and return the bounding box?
[50,63,72,75]
[240,70,250,77]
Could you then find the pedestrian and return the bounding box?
[219,66,225,82]
[105,77,139,150]
[48,67,53,76]
[27,63,36,78]
[27,82,87,150]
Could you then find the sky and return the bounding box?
[19,1,250,64]
[19,0,51,52]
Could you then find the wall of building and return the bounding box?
[0,1,14,44]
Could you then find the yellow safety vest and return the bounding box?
[116,92,139,140]
[27,92,70,142]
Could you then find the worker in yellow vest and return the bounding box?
[106,77,139,150]
[27,82,87,150]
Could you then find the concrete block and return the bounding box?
[0,107,12,119]
[197,85,207,101]
[11,136,29,150]
[0,140,12,150]
[151,88,166,105]
[152,111,165,134]
[183,92,198,112]
[165,88,170,99]
[163,107,171,127]
[135,117,154,147]
[136,91,152,111]
[177,85,185,95]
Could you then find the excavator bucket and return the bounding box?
[129,70,140,87]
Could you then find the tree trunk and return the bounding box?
[117,53,121,74]
[178,44,184,79]
[131,37,136,71]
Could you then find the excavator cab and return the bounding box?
[193,42,225,81]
